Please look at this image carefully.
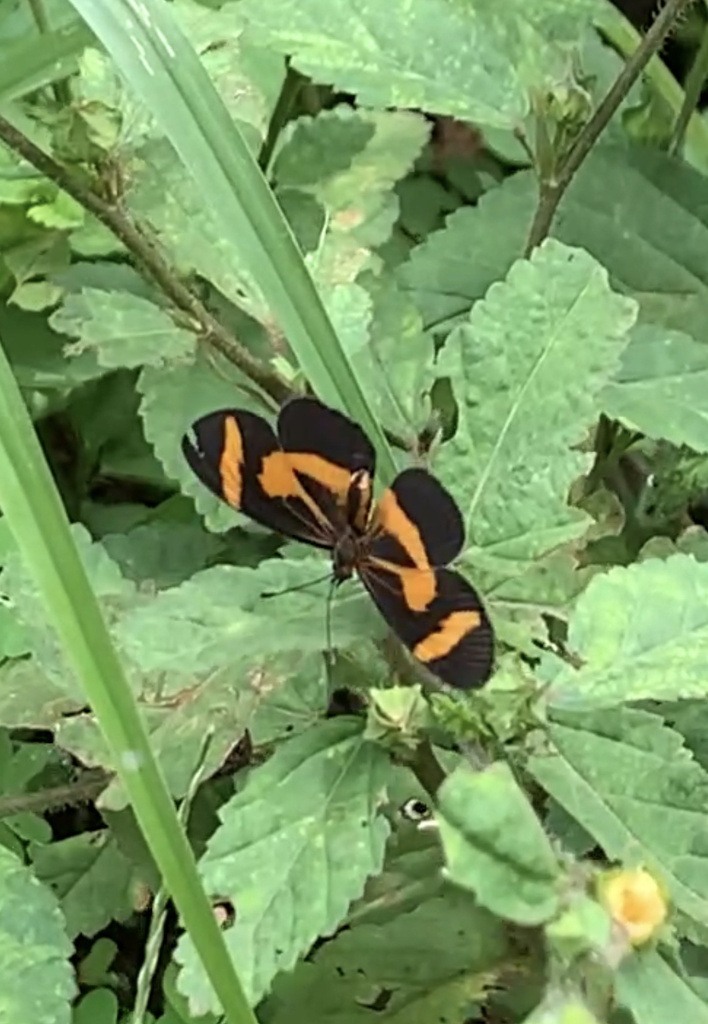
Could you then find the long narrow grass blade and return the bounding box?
[0,339,257,1024]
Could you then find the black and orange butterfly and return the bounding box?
[181,397,494,689]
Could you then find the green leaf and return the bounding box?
[239,0,594,129]
[175,719,392,1009]
[435,762,560,925]
[353,270,435,442]
[0,731,53,846]
[436,239,636,592]
[601,325,708,452]
[528,707,708,929]
[51,289,195,369]
[401,146,708,345]
[248,652,330,745]
[0,523,137,692]
[543,554,708,710]
[30,831,138,939]
[275,106,429,251]
[67,0,395,480]
[72,988,120,1024]
[0,304,104,390]
[615,948,708,1024]
[29,189,85,230]
[264,891,508,1024]
[115,559,381,676]
[101,520,228,588]
[0,527,265,806]
[0,843,75,1024]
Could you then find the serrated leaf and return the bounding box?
[115,559,382,674]
[248,652,329,744]
[265,891,507,1024]
[11,281,63,312]
[615,948,708,1024]
[30,831,138,939]
[0,304,104,389]
[275,107,429,252]
[601,325,708,452]
[239,0,570,129]
[50,289,195,369]
[543,554,708,709]
[401,146,708,344]
[436,239,636,591]
[0,843,75,1024]
[528,706,708,929]
[0,527,268,807]
[0,523,137,692]
[352,270,435,442]
[29,189,84,229]
[101,520,228,588]
[436,762,560,925]
[175,718,392,1009]
[129,140,270,323]
[171,0,285,136]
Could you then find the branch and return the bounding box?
[0,769,110,819]
[0,114,293,405]
[0,115,416,451]
[524,0,696,256]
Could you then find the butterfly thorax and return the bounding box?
[331,468,374,585]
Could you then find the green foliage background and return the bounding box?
[1,0,708,1022]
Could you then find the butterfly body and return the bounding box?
[182,396,494,689]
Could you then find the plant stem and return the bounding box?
[0,117,413,451]
[0,113,292,405]
[524,0,695,256]
[669,13,708,154]
[258,61,304,175]
[0,770,109,818]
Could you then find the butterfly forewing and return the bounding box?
[181,408,334,547]
[276,397,376,534]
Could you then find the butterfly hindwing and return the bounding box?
[181,408,334,547]
[359,564,493,689]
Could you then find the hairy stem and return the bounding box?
[0,770,110,819]
[0,114,293,404]
[524,0,695,255]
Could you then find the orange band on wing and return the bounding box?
[375,489,429,570]
[220,415,245,507]
[413,610,482,663]
[259,450,339,536]
[286,452,353,496]
[367,560,437,612]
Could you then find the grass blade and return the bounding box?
[66,0,396,481]
[0,338,257,1023]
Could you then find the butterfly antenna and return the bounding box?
[262,570,332,599]
[324,576,338,685]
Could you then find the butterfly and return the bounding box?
[181,396,493,688]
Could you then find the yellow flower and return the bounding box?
[598,867,669,945]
